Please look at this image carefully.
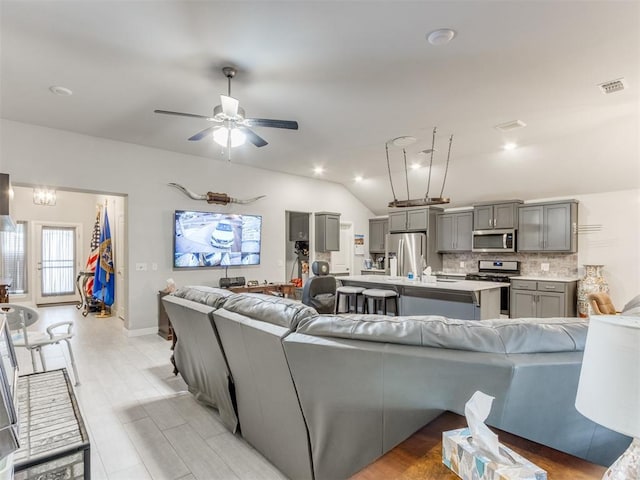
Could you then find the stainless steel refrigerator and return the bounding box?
[385,232,441,277]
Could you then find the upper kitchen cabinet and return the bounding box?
[473,200,522,230]
[389,207,443,232]
[315,212,341,252]
[288,212,309,241]
[518,200,578,252]
[436,211,473,252]
[369,218,388,253]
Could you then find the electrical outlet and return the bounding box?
[135,263,147,271]
[151,263,158,271]
[459,261,465,268]
[541,263,549,272]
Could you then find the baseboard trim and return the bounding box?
[125,327,157,337]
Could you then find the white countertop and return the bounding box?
[511,276,580,282]
[341,275,507,292]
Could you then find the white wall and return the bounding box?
[1,119,374,332]
[573,189,640,308]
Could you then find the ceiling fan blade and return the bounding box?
[220,95,239,118]
[188,126,216,141]
[154,109,216,121]
[238,126,268,147]
[245,118,299,130]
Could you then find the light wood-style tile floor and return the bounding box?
[14,304,288,480]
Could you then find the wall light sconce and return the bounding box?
[33,188,57,206]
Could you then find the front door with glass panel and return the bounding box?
[35,223,82,305]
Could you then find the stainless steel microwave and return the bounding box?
[472,229,516,253]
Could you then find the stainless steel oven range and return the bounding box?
[465,260,520,316]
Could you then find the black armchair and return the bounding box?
[301,261,336,314]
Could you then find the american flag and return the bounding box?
[85,210,101,296]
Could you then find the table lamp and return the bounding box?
[575,315,640,479]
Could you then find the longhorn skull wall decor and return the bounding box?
[168,183,266,205]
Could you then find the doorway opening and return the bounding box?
[285,211,310,290]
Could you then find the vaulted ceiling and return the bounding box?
[1,1,638,214]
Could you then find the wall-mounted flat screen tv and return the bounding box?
[174,210,262,268]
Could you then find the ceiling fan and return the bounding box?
[154,66,298,149]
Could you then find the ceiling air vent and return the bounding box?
[598,78,626,94]
[494,120,526,132]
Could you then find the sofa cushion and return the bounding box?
[295,314,588,354]
[221,293,317,329]
[172,285,233,309]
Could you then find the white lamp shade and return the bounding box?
[213,127,246,148]
[575,315,640,438]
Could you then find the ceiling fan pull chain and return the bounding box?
[439,135,454,198]
[403,148,410,200]
[424,126,436,200]
[385,143,398,202]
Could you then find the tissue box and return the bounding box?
[442,428,547,480]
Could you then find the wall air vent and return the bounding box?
[598,78,626,94]
[494,120,527,132]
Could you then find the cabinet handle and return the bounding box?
[489,218,493,227]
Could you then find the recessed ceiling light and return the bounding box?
[313,166,325,175]
[354,176,363,183]
[411,163,421,170]
[503,142,517,151]
[427,28,456,46]
[389,136,416,147]
[49,85,73,96]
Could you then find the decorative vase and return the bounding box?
[577,265,609,317]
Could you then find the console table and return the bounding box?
[14,369,90,480]
[350,411,606,480]
[75,271,101,317]
[228,283,296,297]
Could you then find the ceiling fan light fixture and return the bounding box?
[213,127,246,148]
[427,28,456,46]
[389,136,416,147]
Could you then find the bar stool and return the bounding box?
[362,289,399,316]
[335,286,366,313]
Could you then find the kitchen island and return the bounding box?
[340,275,506,320]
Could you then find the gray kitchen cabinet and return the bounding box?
[510,279,577,318]
[473,201,522,230]
[315,212,341,251]
[288,212,309,241]
[518,200,578,252]
[369,218,388,253]
[388,212,407,232]
[388,207,442,232]
[407,209,429,231]
[436,211,472,252]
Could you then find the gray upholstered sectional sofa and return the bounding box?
[163,286,632,480]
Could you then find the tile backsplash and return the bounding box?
[442,252,578,278]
